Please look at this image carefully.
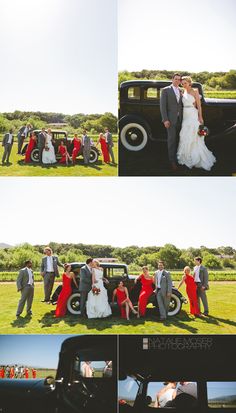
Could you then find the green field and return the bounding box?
[1,282,235,334]
[0,140,118,176]
[204,90,236,99]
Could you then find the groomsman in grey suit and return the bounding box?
[194,257,209,316]
[82,129,91,165]
[2,129,14,164]
[79,258,94,316]
[154,260,172,320]
[105,127,115,164]
[160,73,183,171]
[41,247,64,303]
[17,123,32,154]
[38,128,47,163]
[16,260,34,317]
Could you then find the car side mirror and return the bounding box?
[44,376,56,388]
[145,396,152,405]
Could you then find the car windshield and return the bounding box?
[119,376,140,406]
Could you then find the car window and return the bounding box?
[105,267,127,278]
[207,382,236,408]
[147,381,198,409]
[144,88,160,100]
[128,87,140,100]
[119,376,140,406]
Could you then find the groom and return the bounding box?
[160,73,183,171]
[79,258,94,316]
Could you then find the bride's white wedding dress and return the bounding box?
[86,268,112,319]
[42,134,56,164]
[177,92,216,170]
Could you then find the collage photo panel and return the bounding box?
[0,0,236,412]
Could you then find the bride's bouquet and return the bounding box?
[44,144,50,151]
[198,125,209,137]
[92,286,101,295]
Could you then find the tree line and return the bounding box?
[0,243,235,271]
[0,111,118,134]
[118,69,236,90]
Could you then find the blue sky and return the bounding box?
[0,0,117,115]
[0,177,236,248]
[0,335,74,368]
[119,0,236,72]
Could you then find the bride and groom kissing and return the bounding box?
[160,73,216,172]
[79,258,112,319]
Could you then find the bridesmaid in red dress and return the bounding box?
[24,367,29,379]
[55,264,78,318]
[58,141,71,164]
[72,134,82,164]
[112,281,138,320]
[25,132,36,163]
[136,266,154,317]
[97,133,110,163]
[177,266,201,317]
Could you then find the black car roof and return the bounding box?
[70,262,128,269]
[120,80,202,89]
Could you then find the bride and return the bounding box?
[42,129,56,164]
[177,76,216,171]
[86,260,112,319]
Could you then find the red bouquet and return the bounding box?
[92,286,101,295]
[198,125,209,137]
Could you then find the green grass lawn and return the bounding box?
[0,143,118,176]
[1,282,236,334]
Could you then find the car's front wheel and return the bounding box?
[30,148,39,163]
[89,147,99,164]
[67,293,81,315]
[120,122,149,151]
[168,293,182,316]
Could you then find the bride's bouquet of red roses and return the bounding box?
[92,286,101,295]
[198,125,209,137]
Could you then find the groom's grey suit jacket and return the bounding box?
[79,265,92,292]
[16,267,34,291]
[154,270,172,294]
[41,256,63,277]
[199,265,209,290]
[160,86,183,125]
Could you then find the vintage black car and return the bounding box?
[21,130,100,164]
[119,335,236,413]
[0,335,117,413]
[119,80,236,173]
[57,262,187,317]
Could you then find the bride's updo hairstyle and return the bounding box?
[181,76,193,85]
[93,259,100,267]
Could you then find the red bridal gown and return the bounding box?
[116,288,127,319]
[185,274,200,315]
[72,138,81,162]
[99,137,110,163]
[58,145,67,163]
[25,137,36,163]
[55,273,72,317]
[138,274,154,316]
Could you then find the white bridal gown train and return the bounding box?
[86,268,112,318]
[177,92,216,170]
